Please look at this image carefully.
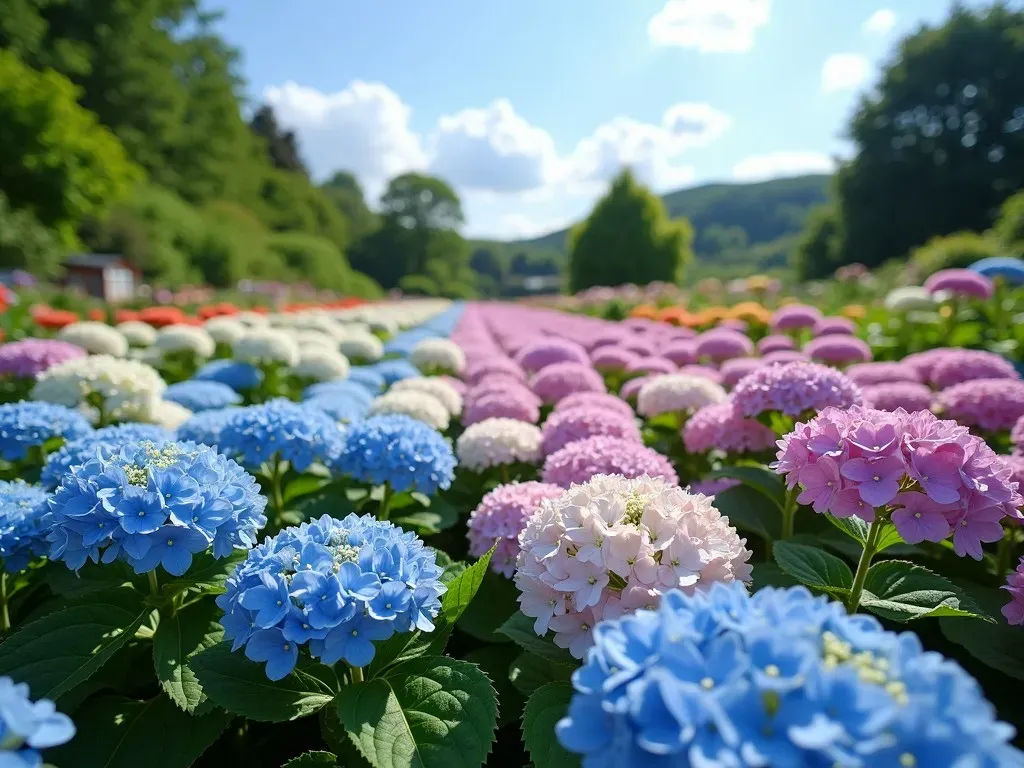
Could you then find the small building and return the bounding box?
[62,254,139,302]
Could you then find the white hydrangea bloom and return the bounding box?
[149,399,193,430]
[235,311,270,326]
[391,377,462,417]
[338,331,384,362]
[293,329,337,351]
[410,338,466,375]
[116,321,157,348]
[31,355,167,424]
[456,418,543,471]
[57,322,129,357]
[884,286,936,312]
[369,390,450,431]
[292,348,351,382]
[233,328,300,366]
[154,325,216,358]
[637,374,727,418]
[204,317,247,345]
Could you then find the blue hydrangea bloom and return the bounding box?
[41,423,174,489]
[0,481,51,573]
[194,359,263,392]
[556,583,1024,768]
[302,380,374,406]
[175,407,245,448]
[0,676,75,765]
[46,440,267,575]
[303,394,369,425]
[164,381,242,412]
[346,367,386,394]
[370,359,421,386]
[217,400,344,472]
[217,513,445,680]
[0,402,92,462]
[333,415,455,495]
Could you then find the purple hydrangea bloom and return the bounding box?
[515,339,589,373]
[929,349,1020,389]
[675,364,724,385]
[661,340,697,366]
[846,362,922,387]
[720,357,764,389]
[466,357,525,385]
[0,339,86,378]
[812,316,857,336]
[620,375,653,403]
[467,482,565,576]
[682,402,777,454]
[803,335,872,365]
[757,334,796,354]
[903,348,957,383]
[554,391,635,420]
[541,436,678,489]
[925,268,994,299]
[732,362,863,418]
[694,329,754,361]
[531,362,606,404]
[462,392,539,426]
[936,378,1024,432]
[861,382,934,412]
[762,350,807,364]
[589,346,639,372]
[775,405,1022,557]
[771,303,822,331]
[624,356,676,376]
[540,405,641,455]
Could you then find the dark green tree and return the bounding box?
[832,3,1024,268]
[567,170,693,291]
[795,206,844,279]
[470,247,503,284]
[0,192,65,277]
[250,105,307,176]
[995,190,1024,254]
[321,172,377,242]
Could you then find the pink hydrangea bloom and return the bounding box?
[467,482,566,577]
[936,379,1024,432]
[929,350,1020,389]
[861,382,933,412]
[540,405,641,455]
[625,357,677,376]
[903,348,957,382]
[757,335,796,354]
[0,339,86,378]
[676,365,725,384]
[1013,415,1024,455]
[620,375,653,403]
[541,436,679,488]
[846,362,922,387]
[515,339,590,372]
[466,378,540,409]
[771,304,822,332]
[514,475,752,657]
[662,340,697,366]
[732,362,863,418]
[590,346,639,372]
[762,350,807,365]
[531,362,606,404]
[682,402,777,454]
[775,405,1023,558]
[462,392,539,426]
[555,391,635,420]
[466,357,525,385]
[1002,556,1024,625]
[803,335,872,365]
[812,316,856,336]
[925,268,994,300]
[694,329,755,362]
[720,358,764,389]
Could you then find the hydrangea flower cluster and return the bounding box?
[775,406,1023,558]
[409,338,466,375]
[153,325,216,359]
[218,401,344,472]
[541,436,678,489]
[456,418,543,471]
[31,356,167,425]
[233,328,300,367]
[337,331,384,363]
[462,392,539,426]
[803,334,872,365]
[467,482,565,577]
[334,415,456,495]
[812,315,856,336]
[682,402,777,454]
[515,475,752,658]
[556,583,1023,768]
[925,267,994,299]
[845,361,922,386]
[771,303,822,331]
[935,378,1024,432]
[0,339,85,379]
[590,346,638,372]
[204,317,246,345]
[1003,556,1024,626]
[368,390,450,431]
[531,362,606,404]
[554,392,635,420]
[370,359,421,385]
[0,676,76,765]
[625,357,676,376]
[885,285,936,312]
[861,382,934,412]
[292,347,350,382]
[731,362,863,418]
[57,322,129,357]
[662,340,697,365]
[47,440,267,574]
[347,367,386,394]
[0,481,52,572]
[390,377,463,417]
[217,513,445,679]
[174,408,244,449]
[193,359,263,392]
[466,357,525,385]
[693,329,753,361]
[303,394,369,425]
[719,358,764,389]
[41,423,174,488]
[163,381,242,412]
[540,406,640,456]
[515,339,589,373]
[636,374,727,418]
[0,402,93,461]
[929,349,1019,389]
[756,335,795,354]
[117,321,158,347]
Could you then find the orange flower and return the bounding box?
[115,309,140,323]
[840,304,867,320]
[138,307,187,327]
[629,304,658,320]
[87,308,106,322]
[33,308,79,330]
[727,302,771,324]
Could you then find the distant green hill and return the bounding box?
[470,174,832,287]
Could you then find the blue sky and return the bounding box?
[215,0,978,240]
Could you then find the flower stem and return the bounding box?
[996,527,1016,583]
[350,666,364,684]
[377,485,394,521]
[499,465,510,484]
[1,572,10,634]
[270,459,286,525]
[846,517,886,614]
[148,570,160,599]
[780,487,799,540]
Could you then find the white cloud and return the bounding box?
[821,54,872,93]
[732,151,836,182]
[566,103,730,191]
[429,99,558,193]
[648,0,770,54]
[863,9,896,36]
[263,80,426,197]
